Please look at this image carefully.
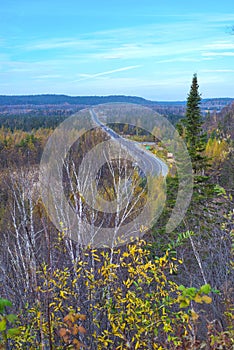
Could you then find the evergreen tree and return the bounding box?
[182,74,208,173]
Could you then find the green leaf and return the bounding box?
[6,314,17,323]
[0,299,12,313]
[7,327,21,338]
[211,289,220,294]
[200,284,211,295]
[185,287,197,297]
[213,185,226,196]
[178,285,185,291]
[0,318,6,331]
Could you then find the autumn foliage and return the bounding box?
[1,238,233,349]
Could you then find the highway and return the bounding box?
[90,109,168,178]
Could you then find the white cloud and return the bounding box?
[156,57,213,64]
[74,65,142,82]
[203,13,234,23]
[203,41,234,50]
[24,38,103,51]
[201,69,234,73]
[89,42,205,61]
[202,51,234,57]
[33,74,61,79]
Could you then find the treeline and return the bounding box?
[0,94,232,108]
[0,94,153,106]
[0,112,69,131]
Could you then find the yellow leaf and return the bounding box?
[75,313,86,321]
[191,309,199,321]
[201,295,212,304]
[194,295,203,303]
[60,290,68,300]
[135,340,140,349]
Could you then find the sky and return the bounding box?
[0,0,234,100]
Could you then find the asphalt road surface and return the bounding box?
[90,109,168,178]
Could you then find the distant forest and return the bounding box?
[0,93,233,106]
[0,94,233,132]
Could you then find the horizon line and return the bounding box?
[0,93,234,103]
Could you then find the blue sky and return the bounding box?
[0,0,234,100]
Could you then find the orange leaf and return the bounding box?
[59,328,68,337]
[71,324,79,335]
[64,313,75,323]
[63,334,70,343]
[78,325,87,334]
[76,313,86,321]
[73,338,85,349]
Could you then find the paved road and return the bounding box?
[90,109,168,178]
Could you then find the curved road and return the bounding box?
[90,109,168,178]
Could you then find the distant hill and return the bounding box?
[0,94,233,109]
[0,94,155,106]
[0,95,233,127]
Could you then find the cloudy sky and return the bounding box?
[0,0,234,100]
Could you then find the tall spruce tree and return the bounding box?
[183,74,208,174]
